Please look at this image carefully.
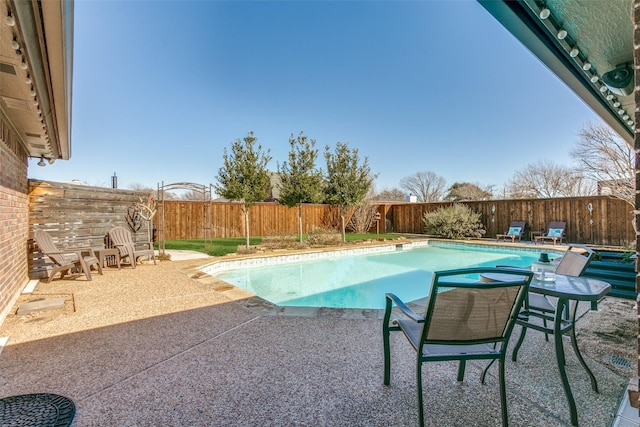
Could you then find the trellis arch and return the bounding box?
[157,181,213,256]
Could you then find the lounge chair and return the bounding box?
[34,230,102,282]
[533,221,566,245]
[108,226,156,269]
[383,267,533,427]
[496,220,525,243]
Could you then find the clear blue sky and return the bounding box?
[29,0,602,196]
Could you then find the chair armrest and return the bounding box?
[385,293,424,323]
[496,265,529,271]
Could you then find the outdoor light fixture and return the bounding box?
[19,59,27,70]
[602,63,634,96]
[48,158,55,165]
[4,10,15,26]
[37,157,45,167]
[25,74,31,84]
[539,8,550,19]
[525,0,635,130]
[11,37,19,50]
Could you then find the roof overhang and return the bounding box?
[0,0,73,161]
[478,0,634,144]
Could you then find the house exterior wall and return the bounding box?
[0,121,29,324]
[634,0,640,404]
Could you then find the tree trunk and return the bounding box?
[244,207,250,248]
[340,212,346,242]
[298,204,303,242]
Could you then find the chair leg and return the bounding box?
[79,258,92,281]
[511,325,527,362]
[457,360,466,381]
[499,358,509,427]
[481,359,496,384]
[383,324,391,386]
[417,360,425,427]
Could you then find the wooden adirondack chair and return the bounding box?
[108,226,156,269]
[34,230,102,282]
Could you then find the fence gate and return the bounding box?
[157,181,212,256]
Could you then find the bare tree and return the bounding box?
[571,121,634,205]
[374,187,406,201]
[505,160,593,198]
[399,171,446,202]
[181,190,206,200]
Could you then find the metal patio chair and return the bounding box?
[383,267,533,427]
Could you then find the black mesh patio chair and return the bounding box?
[383,267,533,427]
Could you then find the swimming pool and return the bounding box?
[206,241,561,310]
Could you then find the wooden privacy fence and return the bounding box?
[27,180,155,279]
[157,201,340,240]
[388,196,634,246]
[27,180,635,260]
[159,196,634,246]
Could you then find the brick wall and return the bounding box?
[0,122,29,324]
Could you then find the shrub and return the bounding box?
[423,204,481,239]
[237,245,258,255]
[347,201,378,233]
[261,234,298,249]
[307,226,342,246]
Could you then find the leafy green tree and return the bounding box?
[277,132,325,242]
[324,142,375,242]
[445,182,493,201]
[375,187,406,201]
[214,132,272,248]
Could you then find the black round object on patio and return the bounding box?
[0,393,75,427]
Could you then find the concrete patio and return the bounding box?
[0,252,636,426]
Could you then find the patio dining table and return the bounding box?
[480,272,611,426]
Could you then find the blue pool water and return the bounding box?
[213,242,559,309]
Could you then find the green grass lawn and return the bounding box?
[156,237,262,257]
[156,233,402,257]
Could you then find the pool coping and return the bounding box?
[183,238,568,319]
